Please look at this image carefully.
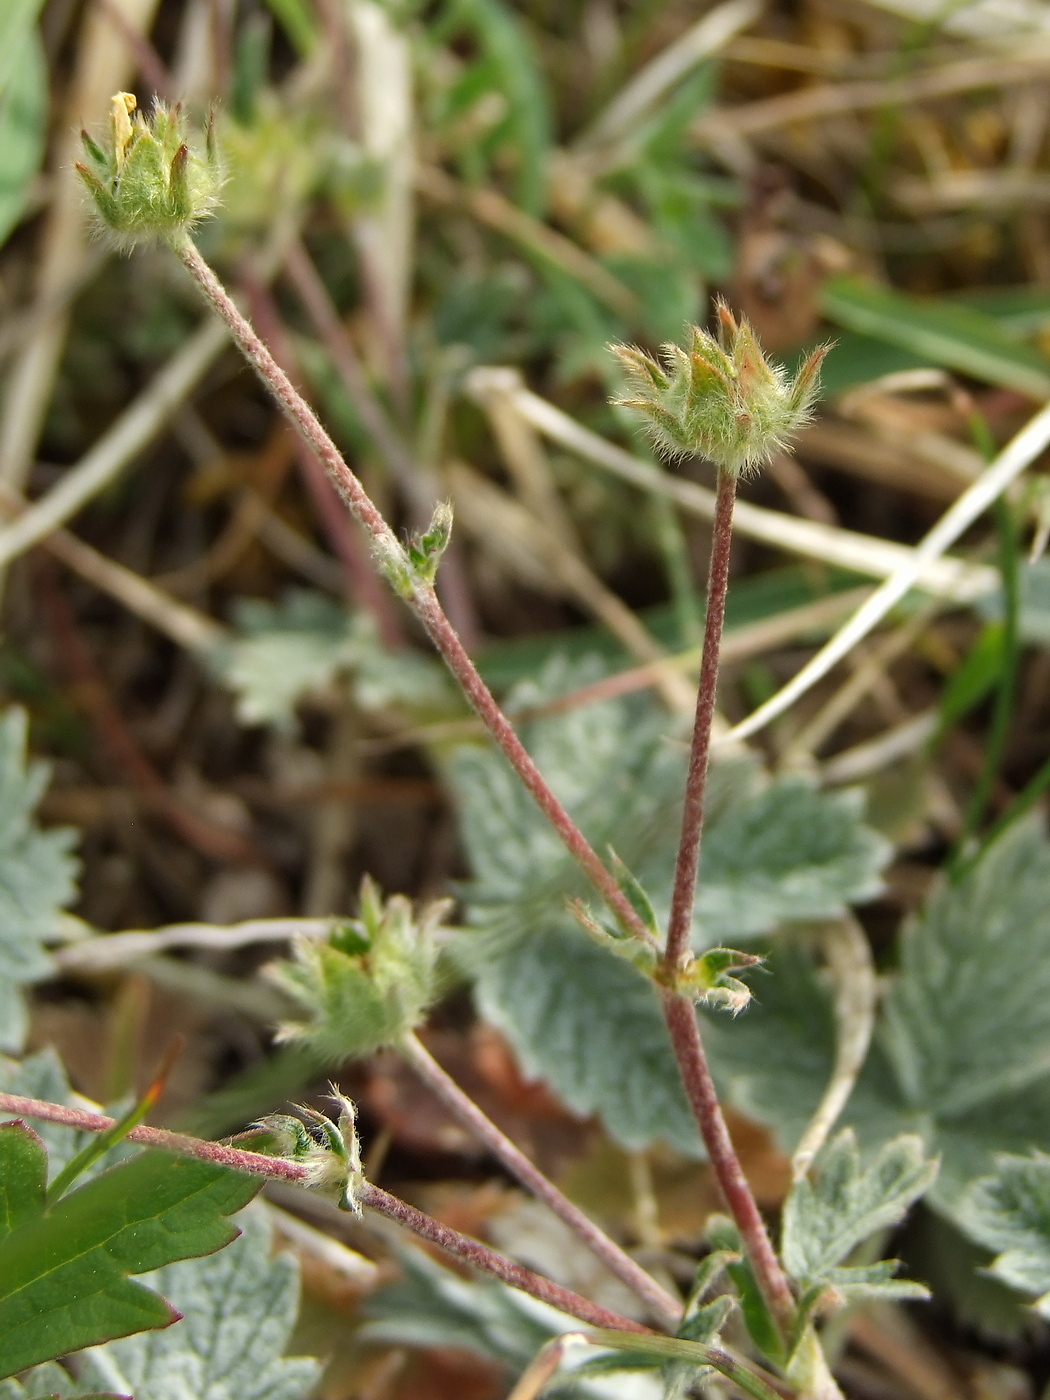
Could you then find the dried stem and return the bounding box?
[657,466,797,1336]
[171,235,652,948]
[664,466,736,971]
[0,1090,647,1336]
[400,1032,682,1329]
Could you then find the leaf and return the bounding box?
[449,656,887,1152]
[0,710,79,1052]
[781,1129,936,1302]
[0,22,46,250]
[259,0,317,56]
[699,816,1050,1226]
[0,1359,110,1400]
[0,1050,128,1181]
[954,1153,1050,1314]
[881,814,1050,1117]
[471,926,697,1154]
[361,1244,659,1398]
[78,1207,320,1400]
[819,276,1050,399]
[210,590,453,731]
[0,1136,260,1377]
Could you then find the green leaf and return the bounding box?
[450,657,887,1151]
[781,1129,936,1297]
[0,1359,105,1400]
[0,1138,260,1377]
[882,814,1050,1117]
[211,590,453,731]
[0,1051,129,1181]
[361,1245,652,1397]
[0,710,79,1051]
[936,622,1004,735]
[0,23,46,249]
[819,277,1050,400]
[954,1153,1050,1314]
[700,817,1050,1225]
[78,1207,320,1400]
[259,0,316,56]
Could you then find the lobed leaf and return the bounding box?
[0,1133,259,1378]
[0,710,79,1052]
[955,1153,1050,1313]
[450,657,887,1152]
[210,590,454,731]
[700,816,1050,1225]
[781,1128,936,1294]
[79,1207,320,1400]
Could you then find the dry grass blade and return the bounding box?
[472,371,997,598]
[726,399,1050,745]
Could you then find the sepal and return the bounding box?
[610,303,829,475]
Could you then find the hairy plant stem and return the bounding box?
[659,467,797,1338]
[664,466,736,971]
[661,994,794,1334]
[400,1032,682,1328]
[171,234,652,950]
[0,1089,646,1335]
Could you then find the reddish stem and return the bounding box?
[173,236,653,947]
[661,994,794,1334]
[656,466,796,1334]
[0,1090,648,1336]
[664,466,736,971]
[407,586,653,938]
[239,268,405,650]
[358,1181,649,1333]
[400,1032,681,1328]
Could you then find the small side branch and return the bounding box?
[790,918,877,1180]
[0,1091,648,1337]
[172,236,653,949]
[400,1032,682,1329]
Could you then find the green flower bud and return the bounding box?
[610,303,829,476]
[266,877,452,1062]
[76,92,221,247]
[239,1087,365,1213]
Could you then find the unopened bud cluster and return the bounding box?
[267,877,450,1062]
[76,93,221,247]
[242,1088,364,1214]
[611,303,828,476]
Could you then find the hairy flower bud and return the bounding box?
[76,92,221,247]
[266,877,452,1062]
[610,303,828,475]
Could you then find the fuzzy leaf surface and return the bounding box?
[449,658,887,1152]
[781,1129,936,1297]
[0,1136,259,1378]
[0,710,79,1051]
[955,1152,1050,1312]
[361,1244,660,1398]
[210,590,452,731]
[701,818,1050,1221]
[0,1360,107,1400]
[881,814,1050,1116]
[0,1051,134,1180]
[79,1208,319,1400]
